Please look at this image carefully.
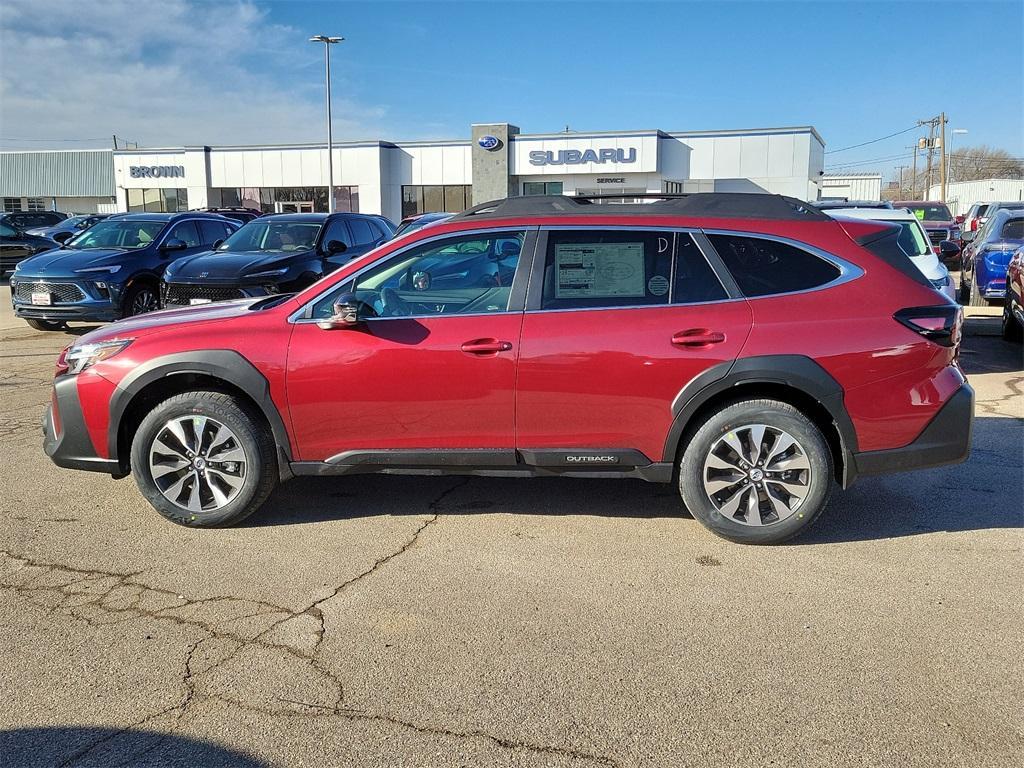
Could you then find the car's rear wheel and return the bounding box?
[968,276,989,307]
[678,399,833,544]
[123,282,159,317]
[1003,301,1023,342]
[130,391,278,527]
[25,318,67,332]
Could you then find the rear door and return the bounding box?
[515,227,752,467]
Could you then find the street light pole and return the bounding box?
[309,35,344,213]
[947,128,968,189]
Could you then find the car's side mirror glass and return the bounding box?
[161,238,187,252]
[53,231,74,244]
[326,239,347,255]
[961,231,976,243]
[317,292,365,330]
[212,239,224,249]
[939,240,960,257]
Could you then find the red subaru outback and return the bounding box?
[43,194,972,544]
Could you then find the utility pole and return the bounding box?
[897,165,908,198]
[911,144,918,200]
[924,120,936,199]
[939,112,948,201]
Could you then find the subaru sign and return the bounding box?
[528,148,637,166]
[478,135,501,151]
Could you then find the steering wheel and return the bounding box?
[379,287,412,317]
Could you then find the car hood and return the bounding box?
[15,247,129,276]
[166,249,314,281]
[77,297,267,343]
[25,226,64,237]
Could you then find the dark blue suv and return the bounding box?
[10,212,238,331]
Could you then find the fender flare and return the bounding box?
[662,354,859,485]
[107,350,293,469]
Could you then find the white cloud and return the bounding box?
[0,0,390,149]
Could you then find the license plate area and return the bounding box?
[31,292,52,306]
[189,298,212,305]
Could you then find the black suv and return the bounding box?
[1,211,67,229]
[0,218,59,276]
[161,212,395,307]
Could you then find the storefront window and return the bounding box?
[523,181,563,196]
[26,198,47,211]
[210,186,357,214]
[3,198,20,212]
[401,185,472,218]
[127,188,189,212]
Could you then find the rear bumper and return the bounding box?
[850,383,974,481]
[43,375,122,475]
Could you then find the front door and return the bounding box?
[285,228,533,462]
[515,227,752,464]
[277,202,314,214]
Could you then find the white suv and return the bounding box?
[824,207,956,302]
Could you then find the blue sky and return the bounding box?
[2,0,1021,181]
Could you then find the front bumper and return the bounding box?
[11,277,122,322]
[851,383,974,480]
[43,375,122,475]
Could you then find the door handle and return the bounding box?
[672,328,726,347]
[461,338,513,355]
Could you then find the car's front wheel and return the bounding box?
[130,391,278,527]
[678,399,833,544]
[25,318,67,332]
[123,282,159,317]
[1003,300,1023,342]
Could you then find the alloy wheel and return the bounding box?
[148,415,248,512]
[702,424,811,526]
[131,289,158,315]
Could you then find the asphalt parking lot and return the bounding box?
[0,284,1021,768]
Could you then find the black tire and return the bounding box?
[1003,301,1023,342]
[678,399,834,545]
[957,270,969,305]
[130,391,278,527]
[968,277,988,307]
[25,318,67,332]
[122,282,159,317]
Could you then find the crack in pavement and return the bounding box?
[4,477,616,766]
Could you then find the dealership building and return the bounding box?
[2,123,827,219]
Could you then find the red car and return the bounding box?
[1004,246,1024,342]
[43,194,973,544]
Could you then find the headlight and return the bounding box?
[930,275,950,289]
[56,339,133,376]
[75,265,122,274]
[248,268,288,278]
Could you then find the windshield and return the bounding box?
[896,221,930,257]
[905,203,952,221]
[217,221,322,253]
[66,219,165,250]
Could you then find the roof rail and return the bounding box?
[451,193,828,222]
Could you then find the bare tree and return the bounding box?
[948,145,1023,183]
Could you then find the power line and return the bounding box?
[825,125,919,154]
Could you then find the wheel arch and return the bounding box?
[663,355,859,487]
[108,351,293,480]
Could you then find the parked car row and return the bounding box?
[7,211,397,330]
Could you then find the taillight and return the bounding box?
[894,306,962,347]
[55,346,70,377]
[971,220,978,231]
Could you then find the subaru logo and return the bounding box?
[478,135,501,151]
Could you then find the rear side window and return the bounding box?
[348,218,376,245]
[1001,219,1024,240]
[539,230,725,310]
[707,234,841,297]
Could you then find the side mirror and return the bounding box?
[955,214,966,224]
[326,239,347,255]
[161,238,187,252]
[212,239,224,249]
[939,240,960,258]
[317,292,364,330]
[961,230,976,243]
[52,231,74,244]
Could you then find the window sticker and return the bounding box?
[554,242,646,298]
[913,209,926,220]
[647,275,669,296]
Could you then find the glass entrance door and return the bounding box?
[276,201,314,213]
